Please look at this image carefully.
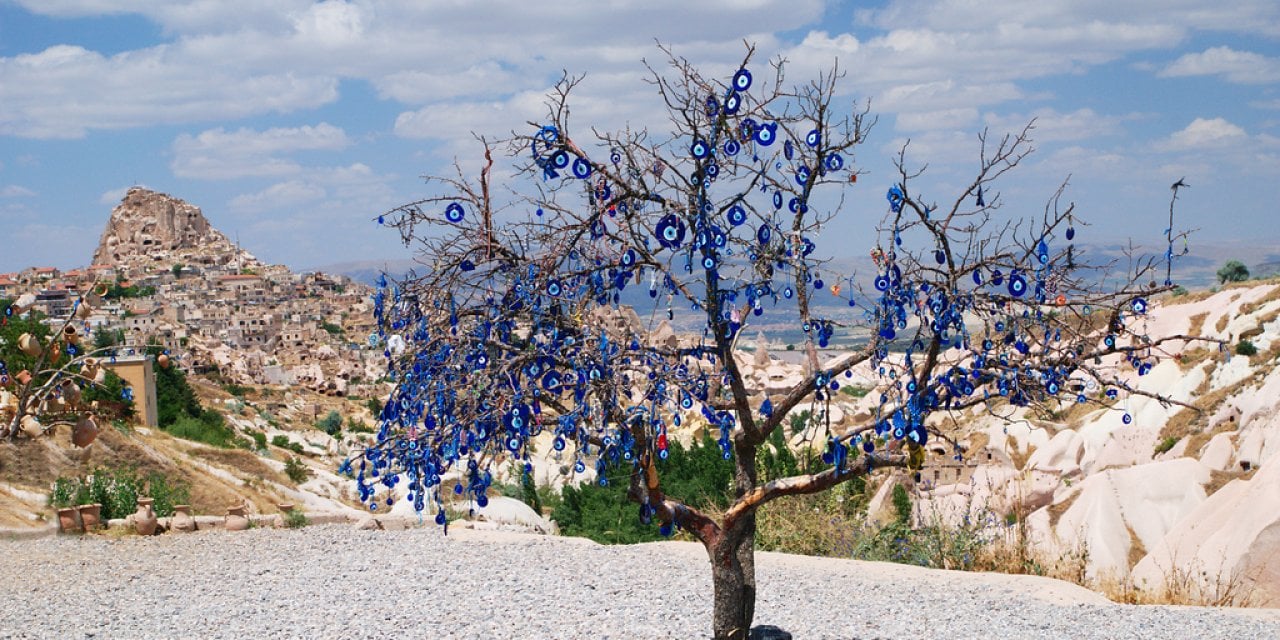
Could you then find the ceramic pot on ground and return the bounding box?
[132,498,158,535]
[78,503,102,531]
[56,507,82,534]
[171,505,196,532]
[225,505,249,531]
[275,503,295,528]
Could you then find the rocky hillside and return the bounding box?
[92,187,261,273]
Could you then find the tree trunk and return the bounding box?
[710,529,755,640]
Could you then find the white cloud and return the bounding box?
[0,45,338,138]
[1163,117,1247,150]
[1160,47,1280,84]
[0,185,37,197]
[982,108,1130,142]
[171,123,350,179]
[229,162,391,213]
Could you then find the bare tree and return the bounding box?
[365,46,1209,639]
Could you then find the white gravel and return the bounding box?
[1,524,1277,639]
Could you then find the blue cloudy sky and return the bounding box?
[1,0,1277,274]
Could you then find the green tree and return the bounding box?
[1218,260,1250,284]
[317,410,343,436]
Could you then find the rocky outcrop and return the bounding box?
[92,187,259,271]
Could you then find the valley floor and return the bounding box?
[1,524,1277,639]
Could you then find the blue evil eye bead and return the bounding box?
[727,204,747,227]
[506,435,521,452]
[552,437,566,451]
[1066,226,1076,240]
[874,275,890,291]
[1104,334,1116,348]
[991,269,1004,286]
[772,191,782,210]
[935,249,946,265]
[1131,298,1148,314]
[435,511,447,525]
[972,269,983,285]
[733,68,752,92]
[705,162,720,179]
[783,286,793,299]
[755,122,777,146]
[690,138,710,159]
[610,148,622,164]
[702,255,717,270]
[445,202,465,223]
[806,129,820,147]
[757,225,771,244]
[784,139,794,160]
[886,185,904,213]
[814,278,824,289]
[863,440,875,453]
[1122,413,1132,425]
[1007,273,1027,297]
[657,214,686,248]
[706,96,720,117]
[542,371,562,391]
[680,393,694,410]
[975,185,985,207]
[825,153,843,171]
[572,157,592,179]
[574,460,586,473]
[723,139,741,156]
[459,259,475,271]
[621,248,637,267]
[795,166,811,186]
[535,207,544,216]
[551,149,570,168]
[724,93,741,115]
[546,279,563,297]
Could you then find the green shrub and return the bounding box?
[1154,436,1180,455]
[283,508,309,528]
[552,434,733,544]
[1236,340,1258,356]
[250,430,267,450]
[272,434,304,454]
[47,467,189,520]
[366,397,383,417]
[838,385,871,398]
[317,410,343,436]
[168,411,237,448]
[284,456,311,484]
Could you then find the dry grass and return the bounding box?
[1215,314,1230,333]
[1187,312,1209,337]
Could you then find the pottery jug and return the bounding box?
[75,301,92,320]
[157,354,170,369]
[225,505,250,531]
[15,369,33,386]
[78,503,103,531]
[19,415,42,438]
[17,333,41,357]
[63,325,80,345]
[171,505,196,532]
[133,497,158,535]
[61,380,82,406]
[56,507,82,534]
[72,414,98,448]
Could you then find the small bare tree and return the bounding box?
[365,46,1208,639]
[2,287,140,445]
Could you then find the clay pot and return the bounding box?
[15,369,32,386]
[17,333,41,357]
[61,380,82,406]
[19,415,43,438]
[157,354,170,369]
[57,507,82,534]
[225,505,250,531]
[72,414,98,448]
[171,505,196,533]
[75,301,92,320]
[63,325,80,345]
[78,503,103,531]
[132,498,158,536]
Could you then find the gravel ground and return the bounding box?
[2,524,1277,639]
